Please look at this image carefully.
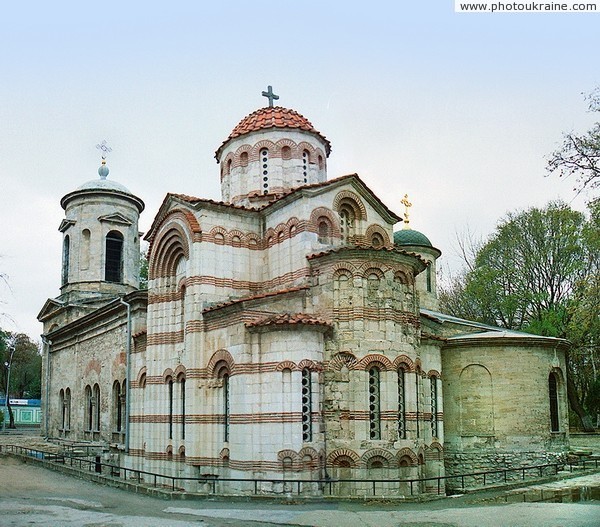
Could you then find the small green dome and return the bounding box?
[394,229,432,247]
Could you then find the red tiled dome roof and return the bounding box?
[216,106,331,159]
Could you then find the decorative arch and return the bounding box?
[327,449,360,467]
[245,233,260,248]
[222,152,234,179]
[298,446,318,461]
[427,369,441,379]
[233,144,252,167]
[397,447,418,467]
[136,366,147,386]
[309,207,341,238]
[228,229,245,246]
[429,442,444,460]
[298,359,321,372]
[394,355,415,372]
[277,449,300,462]
[219,447,230,460]
[276,360,297,372]
[207,349,235,377]
[163,368,174,382]
[356,353,394,371]
[329,352,358,372]
[365,224,390,247]
[332,265,356,280]
[394,270,409,285]
[174,364,187,381]
[149,220,191,280]
[360,266,385,280]
[360,448,395,467]
[251,140,277,161]
[332,190,367,221]
[459,363,494,436]
[209,226,227,245]
[297,141,316,162]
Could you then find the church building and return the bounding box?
[38,90,570,496]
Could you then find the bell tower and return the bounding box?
[57,143,145,303]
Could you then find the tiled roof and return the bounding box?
[216,106,331,159]
[202,286,309,314]
[307,244,429,266]
[246,313,332,328]
[170,193,260,211]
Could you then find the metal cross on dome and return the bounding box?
[401,193,412,229]
[262,85,279,107]
[96,140,112,161]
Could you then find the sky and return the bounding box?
[1,1,598,340]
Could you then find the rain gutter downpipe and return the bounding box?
[119,297,132,454]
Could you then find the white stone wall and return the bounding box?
[219,130,328,205]
[441,338,569,488]
[61,193,141,296]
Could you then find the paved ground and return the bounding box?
[2,429,600,526]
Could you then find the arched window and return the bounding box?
[302,150,309,183]
[113,381,122,432]
[549,373,560,432]
[367,456,387,470]
[281,145,291,160]
[426,262,432,293]
[167,377,174,439]
[368,367,381,440]
[85,385,93,431]
[216,362,231,442]
[240,151,249,167]
[282,456,293,471]
[261,148,269,194]
[339,205,355,243]
[371,232,384,248]
[179,375,186,440]
[318,155,324,171]
[415,373,420,438]
[227,158,232,175]
[81,229,90,270]
[430,376,439,438]
[367,273,380,300]
[105,231,124,283]
[64,388,71,431]
[59,389,65,430]
[62,235,70,285]
[317,218,331,244]
[398,369,406,439]
[301,368,312,442]
[92,384,100,432]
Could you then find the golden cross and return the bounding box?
[401,194,412,229]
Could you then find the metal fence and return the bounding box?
[2,444,597,498]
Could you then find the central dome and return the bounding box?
[216,105,331,206]
[216,106,331,159]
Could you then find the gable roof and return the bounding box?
[145,173,402,244]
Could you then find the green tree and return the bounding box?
[548,88,600,193]
[440,201,599,431]
[139,247,149,290]
[1,331,42,428]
